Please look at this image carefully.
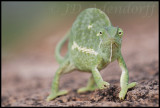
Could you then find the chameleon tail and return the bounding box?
[55,31,70,64]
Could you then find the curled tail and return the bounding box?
[55,31,70,64]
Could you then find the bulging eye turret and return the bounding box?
[118,28,123,37]
[97,31,103,36]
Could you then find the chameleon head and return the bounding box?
[107,26,123,47]
[99,26,124,49]
[97,26,124,62]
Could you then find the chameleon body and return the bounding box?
[47,8,136,101]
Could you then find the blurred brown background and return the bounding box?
[2,2,159,106]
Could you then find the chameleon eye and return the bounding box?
[118,32,122,35]
[96,31,103,36]
[118,28,123,37]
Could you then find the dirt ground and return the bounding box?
[2,14,159,107]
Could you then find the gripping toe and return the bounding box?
[46,90,68,101]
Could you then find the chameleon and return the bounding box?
[46,8,136,101]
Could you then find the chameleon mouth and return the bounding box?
[113,42,118,48]
[108,37,119,48]
[109,42,118,62]
[110,40,118,48]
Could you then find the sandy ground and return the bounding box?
[2,14,159,107]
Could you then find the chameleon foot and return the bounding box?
[119,82,137,100]
[77,85,98,93]
[46,90,68,101]
[128,82,137,89]
[98,81,110,89]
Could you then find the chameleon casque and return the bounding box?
[47,8,136,101]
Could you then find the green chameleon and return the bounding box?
[47,8,136,101]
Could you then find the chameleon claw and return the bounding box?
[119,82,137,100]
[128,82,137,89]
[77,86,98,93]
[57,90,68,96]
[46,90,68,101]
[98,81,110,89]
[46,93,57,101]
[119,88,127,100]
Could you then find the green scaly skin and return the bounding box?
[46,8,136,101]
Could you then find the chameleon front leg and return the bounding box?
[46,60,74,101]
[77,75,98,93]
[92,67,110,89]
[117,54,137,100]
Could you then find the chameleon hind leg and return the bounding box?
[117,54,137,100]
[77,75,98,93]
[46,59,75,101]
